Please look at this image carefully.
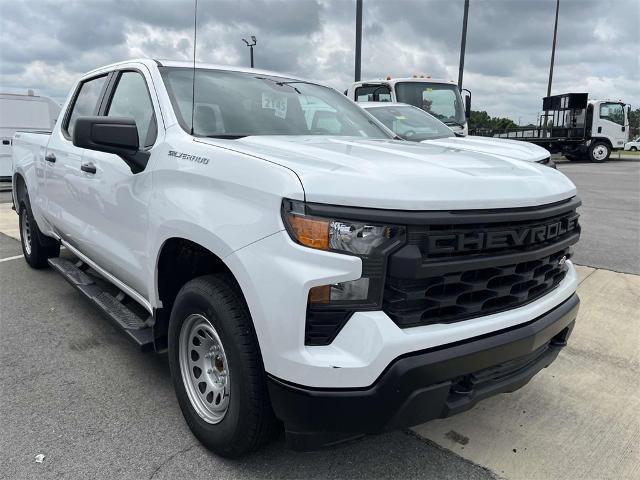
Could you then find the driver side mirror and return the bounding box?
[72,116,149,173]
[462,88,472,119]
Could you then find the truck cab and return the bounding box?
[347,77,470,136]
[586,99,630,152]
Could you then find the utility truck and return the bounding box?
[490,93,630,162]
[347,76,471,136]
[13,59,580,456]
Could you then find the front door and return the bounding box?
[596,102,628,149]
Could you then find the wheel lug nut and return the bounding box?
[207,368,213,374]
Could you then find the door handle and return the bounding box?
[80,162,97,174]
[44,153,56,163]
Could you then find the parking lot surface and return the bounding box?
[0,234,494,479]
[556,158,640,274]
[1,158,639,479]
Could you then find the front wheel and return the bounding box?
[18,198,60,269]
[588,141,610,163]
[168,275,278,457]
[630,147,638,152]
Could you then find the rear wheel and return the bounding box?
[18,197,60,269]
[168,274,278,457]
[588,141,610,163]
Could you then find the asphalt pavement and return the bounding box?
[0,236,495,479]
[556,157,640,274]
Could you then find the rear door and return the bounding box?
[69,68,160,298]
[43,74,110,236]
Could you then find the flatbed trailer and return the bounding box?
[482,93,630,162]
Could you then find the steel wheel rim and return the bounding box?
[593,145,608,160]
[21,212,32,256]
[179,314,230,424]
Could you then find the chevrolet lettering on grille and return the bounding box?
[428,213,580,254]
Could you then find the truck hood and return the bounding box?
[421,136,550,162]
[197,136,575,210]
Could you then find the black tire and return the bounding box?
[18,197,60,269]
[631,147,638,152]
[168,274,278,457]
[564,153,583,162]
[588,141,610,163]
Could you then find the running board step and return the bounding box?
[48,257,154,352]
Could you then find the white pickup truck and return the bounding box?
[12,59,581,457]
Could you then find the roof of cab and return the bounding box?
[81,58,309,83]
[353,77,457,87]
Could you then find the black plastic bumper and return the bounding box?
[268,293,579,451]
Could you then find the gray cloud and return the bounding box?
[1,0,638,124]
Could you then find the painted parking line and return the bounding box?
[0,254,23,263]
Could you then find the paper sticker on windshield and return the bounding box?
[424,88,433,92]
[262,92,288,119]
[395,115,407,120]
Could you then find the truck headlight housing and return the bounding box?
[282,199,406,345]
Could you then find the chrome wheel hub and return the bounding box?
[21,212,32,256]
[179,314,230,423]
[593,145,608,161]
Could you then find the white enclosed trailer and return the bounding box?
[0,92,60,180]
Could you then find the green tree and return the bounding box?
[468,110,518,133]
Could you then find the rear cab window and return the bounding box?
[64,75,109,139]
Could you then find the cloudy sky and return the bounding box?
[1,0,638,124]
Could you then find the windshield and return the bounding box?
[160,67,392,139]
[365,105,454,141]
[395,82,466,126]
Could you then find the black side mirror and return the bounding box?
[72,116,149,173]
[462,89,472,119]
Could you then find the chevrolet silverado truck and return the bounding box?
[12,59,581,457]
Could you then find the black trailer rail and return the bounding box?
[472,93,592,153]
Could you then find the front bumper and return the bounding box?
[268,293,579,451]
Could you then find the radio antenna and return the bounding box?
[190,0,198,135]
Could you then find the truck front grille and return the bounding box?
[384,248,570,327]
[383,198,581,328]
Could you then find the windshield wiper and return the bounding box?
[204,134,251,139]
[445,120,466,129]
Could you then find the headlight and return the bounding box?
[282,199,406,345]
[282,199,400,256]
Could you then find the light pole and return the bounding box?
[458,0,470,90]
[354,0,363,81]
[242,36,257,68]
[547,0,560,97]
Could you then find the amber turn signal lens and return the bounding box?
[287,214,329,250]
[308,285,331,304]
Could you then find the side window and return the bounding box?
[599,103,624,125]
[355,85,392,102]
[65,75,108,138]
[107,71,157,148]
